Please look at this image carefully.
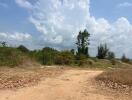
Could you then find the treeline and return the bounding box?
[0,29,131,67]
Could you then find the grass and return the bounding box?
[0,47,39,67]
[96,68,132,86]
[0,47,26,67]
[76,58,131,69]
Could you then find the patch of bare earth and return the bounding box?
[0,67,64,90]
[0,68,131,100]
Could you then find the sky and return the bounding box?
[0,0,132,58]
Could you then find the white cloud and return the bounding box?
[0,32,32,41]
[14,0,132,58]
[15,0,33,9]
[0,32,34,49]
[89,17,132,57]
[0,32,33,48]
[117,2,132,8]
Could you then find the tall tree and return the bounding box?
[97,44,109,59]
[107,51,115,60]
[121,54,130,63]
[76,29,90,57]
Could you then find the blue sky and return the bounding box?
[0,0,132,58]
[91,0,132,22]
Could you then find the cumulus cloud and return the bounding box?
[15,0,132,58]
[0,32,33,48]
[0,32,32,41]
[89,17,132,57]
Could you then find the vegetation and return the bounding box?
[107,51,115,60]
[0,29,131,68]
[76,29,90,57]
[0,47,27,67]
[17,45,29,53]
[96,69,132,87]
[121,54,130,63]
[0,28,132,93]
[97,44,109,59]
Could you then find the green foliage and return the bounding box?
[30,48,75,65]
[97,44,109,59]
[17,45,29,53]
[30,47,58,65]
[107,51,115,60]
[76,29,90,57]
[70,49,75,55]
[75,54,87,66]
[121,54,130,63]
[0,47,25,67]
[0,41,7,47]
[55,51,75,65]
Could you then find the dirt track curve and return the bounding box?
[0,69,131,100]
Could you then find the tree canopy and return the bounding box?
[76,29,90,57]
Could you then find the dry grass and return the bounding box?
[96,68,132,91]
[0,67,64,90]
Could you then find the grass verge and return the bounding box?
[96,69,132,91]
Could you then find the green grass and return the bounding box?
[0,47,28,67]
[76,58,129,69]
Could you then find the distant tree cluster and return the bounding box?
[0,29,131,67]
[121,54,130,63]
[97,44,115,59]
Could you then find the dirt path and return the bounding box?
[0,69,130,100]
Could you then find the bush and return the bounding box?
[107,52,115,60]
[17,45,29,53]
[0,47,26,67]
[30,47,59,65]
[55,51,75,65]
[87,59,94,65]
[110,59,116,65]
[97,44,109,59]
[121,54,130,63]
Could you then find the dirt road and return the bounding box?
[0,69,130,100]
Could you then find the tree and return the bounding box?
[76,29,90,57]
[0,41,7,47]
[107,51,115,60]
[17,45,29,53]
[70,49,75,55]
[97,44,109,59]
[121,54,130,63]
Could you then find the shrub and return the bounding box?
[110,59,116,65]
[30,47,59,65]
[97,44,109,59]
[121,54,130,63]
[55,51,75,65]
[0,47,25,67]
[87,59,94,65]
[107,51,115,60]
[17,45,29,53]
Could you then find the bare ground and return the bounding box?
[0,69,131,100]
